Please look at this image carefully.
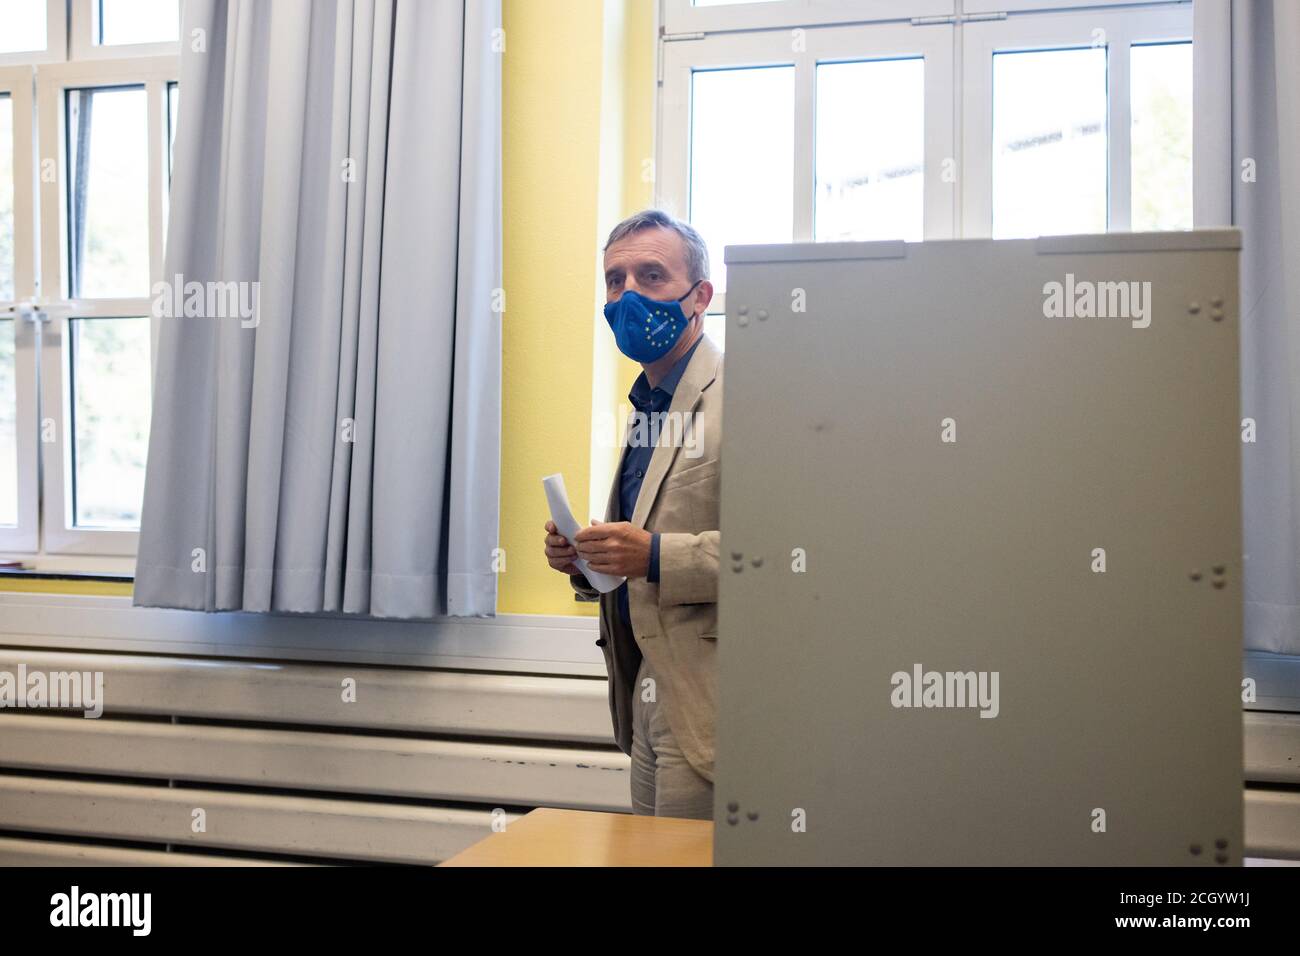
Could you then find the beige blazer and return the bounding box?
[571,333,723,782]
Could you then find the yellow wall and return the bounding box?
[499,0,658,616]
[0,578,132,597]
[5,1,660,619]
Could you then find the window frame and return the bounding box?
[960,4,1194,237]
[965,0,1168,12]
[663,0,955,34]
[0,0,179,569]
[657,2,1218,251]
[34,55,176,557]
[69,0,183,62]
[0,66,41,552]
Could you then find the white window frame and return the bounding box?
[965,0,1165,11]
[34,56,175,557]
[660,21,955,317]
[961,3,1194,237]
[0,66,41,552]
[0,0,68,67]
[664,0,955,34]
[1,0,179,569]
[69,0,183,62]
[658,2,1216,252]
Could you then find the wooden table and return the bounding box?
[439,808,714,867]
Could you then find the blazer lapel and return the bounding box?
[630,334,721,529]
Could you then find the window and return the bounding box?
[0,93,14,527]
[95,0,181,48]
[166,79,177,180]
[0,93,13,299]
[1130,41,1192,231]
[0,0,64,65]
[0,1,178,568]
[0,2,48,57]
[815,57,926,243]
[991,47,1107,239]
[0,66,38,553]
[690,66,795,296]
[69,0,179,60]
[659,1,1203,266]
[67,85,151,298]
[962,4,1194,235]
[0,308,16,528]
[69,315,152,528]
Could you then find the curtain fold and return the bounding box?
[133,0,502,619]
[1198,0,1300,654]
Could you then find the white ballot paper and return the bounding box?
[543,473,626,594]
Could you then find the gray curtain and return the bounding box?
[1197,0,1300,654]
[134,0,502,619]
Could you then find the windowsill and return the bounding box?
[0,589,606,676]
[0,553,138,578]
[0,568,133,583]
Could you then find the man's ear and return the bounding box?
[696,278,717,319]
[694,280,715,317]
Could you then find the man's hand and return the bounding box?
[574,520,652,578]
[543,520,582,576]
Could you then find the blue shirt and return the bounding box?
[616,336,703,633]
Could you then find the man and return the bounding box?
[543,209,722,820]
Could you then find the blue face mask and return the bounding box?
[603,279,702,363]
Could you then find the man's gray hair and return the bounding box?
[603,209,710,284]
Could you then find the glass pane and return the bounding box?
[98,0,180,46]
[816,57,924,242]
[70,317,151,529]
[0,319,16,527]
[165,81,178,243]
[67,86,150,299]
[704,312,725,352]
[0,95,13,302]
[0,0,47,55]
[690,65,794,293]
[167,81,178,183]
[992,47,1107,239]
[1131,42,1192,231]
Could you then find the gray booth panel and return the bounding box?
[714,232,1242,865]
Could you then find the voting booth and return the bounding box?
[713,231,1243,865]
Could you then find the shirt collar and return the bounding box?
[628,335,703,407]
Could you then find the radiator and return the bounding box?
[0,648,630,865]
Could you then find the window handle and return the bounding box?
[0,299,87,325]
